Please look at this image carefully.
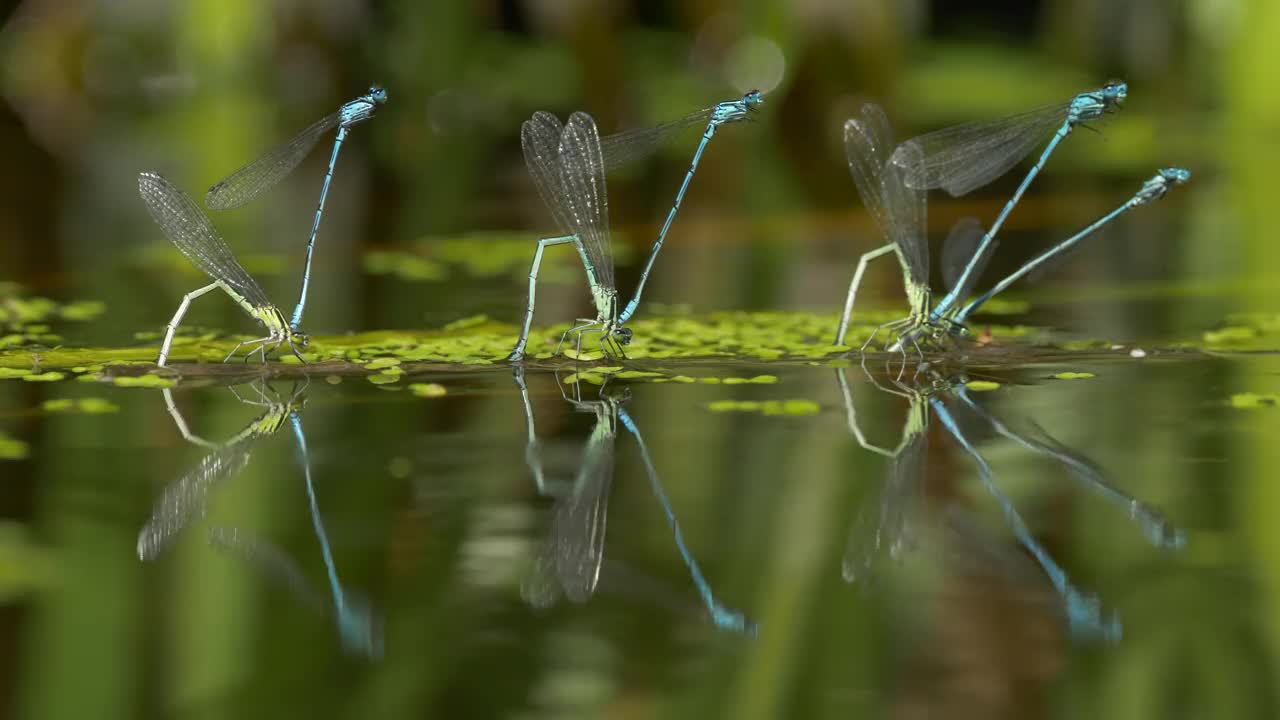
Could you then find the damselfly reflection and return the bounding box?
[137,381,381,657]
[513,366,756,635]
[839,367,1185,641]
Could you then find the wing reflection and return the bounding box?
[514,365,756,635]
[137,381,382,658]
[840,365,1186,642]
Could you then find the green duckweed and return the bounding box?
[1204,327,1257,345]
[23,372,65,383]
[0,307,1247,372]
[706,399,821,416]
[1230,393,1280,409]
[365,357,403,370]
[0,434,29,460]
[110,375,177,388]
[409,383,448,398]
[41,398,119,414]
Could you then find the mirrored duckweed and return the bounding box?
[6,2,1280,717]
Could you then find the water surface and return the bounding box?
[4,349,1270,719]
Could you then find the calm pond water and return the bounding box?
[4,348,1272,718]
[4,2,1278,716]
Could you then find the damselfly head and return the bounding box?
[1162,167,1191,185]
[292,331,310,348]
[745,89,764,107]
[1101,80,1127,106]
[368,86,389,104]
[613,326,633,346]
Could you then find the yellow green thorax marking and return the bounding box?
[248,301,291,338]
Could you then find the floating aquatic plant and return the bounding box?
[706,400,821,416]
[409,383,448,397]
[40,398,120,414]
[23,372,65,383]
[0,305,1239,385]
[0,433,29,460]
[1230,393,1280,409]
[109,375,176,388]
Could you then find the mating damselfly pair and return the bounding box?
[141,87,387,367]
[834,81,1190,357]
[507,91,763,360]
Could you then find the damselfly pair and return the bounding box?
[508,91,762,360]
[142,88,387,367]
[834,82,1190,357]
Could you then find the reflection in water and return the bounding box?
[514,366,756,635]
[136,385,299,558]
[840,367,1186,643]
[137,383,382,658]
[931,392,1122,642]
[952,392,1187,552]
[838,369,931,582]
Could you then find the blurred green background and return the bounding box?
[3,2,1280,720]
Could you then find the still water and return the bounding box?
[6,347,1267,718]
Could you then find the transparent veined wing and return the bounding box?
[205,111,341,210]
[138,172,274,309]
[520,111,570,236]
[842,102,896,238]
[558,112,615,290]
[880,143,929,288]
[891,103,1069,196]
[600,106,715,170]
